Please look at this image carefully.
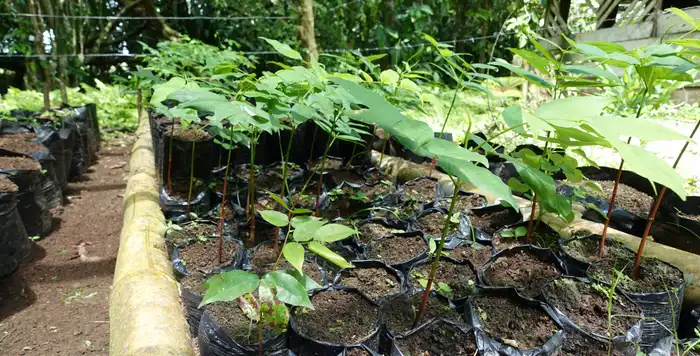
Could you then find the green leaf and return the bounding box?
[510,158,572,219]
[502,106,526,134]
[263,271,312,308]
[514,226,528,237]
[490,59,553,88]
[260,210,289,227]
[586,116,689,142]
[313,224,358,243]
[509,48,551,74]
[421,138,488,166]
[266,191,289,211]
[507,177,530,193]
[380,69,400,85]
[667,7,699,29]
[438,157,517,208]
[500,229,515,238]
[537,96,613,121]
[199,270,260,308]
[261,38,303,61]
[307,242,354,269]
[292,208,314,215]
[282,242,305,274]
[293,220,326,242]
[150,77,188,106]
[291,215,322,229]
[284,269,321,291]
[562,65,619,82]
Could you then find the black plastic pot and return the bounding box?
[160,184,212,222]
[34,126,71,190]
[480,245,567,300]
[400,176,441,204]
[465,287,565,356]
[333,260,406,305]
[465,204,524,238]
[161,130,215,186]
[441,238,496,270]
[0,144,62,209]
[288,287,382,356]
[171,234,247,277]
[363,232,428,274]
[0,178,31,277]
[0,164,52,237]
[64,105,98,166]
[384,319,477,356]
[558,234,628,277]
[354,218,409,249]
[542,276,643,355]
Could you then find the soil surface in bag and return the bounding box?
[543,278,642,338]
[436,193,488,212]
[381,293,462,335]
[393,321,477,356]
[413,211,457,238]
[309,157,345,173]
[409,259,477,300]
[588,255,684,294]
[466,207,522,235]
[178,238,241,274]
[204,299,284,347]
[582,180,653,218]
[402,177,438,202]
[356,221,406,245]
[256,260,325,288]
[335,266,401,301]
[449,242,493,269]
[359,182,395,203]
[483,249,562,299]
[561,237,634,266]
[492,222,561,250]
[560,330,611,356]
[293,290,378,345]
[473,294,558,350]
[365,234,427,266]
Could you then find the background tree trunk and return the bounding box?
[28,0,51,111]
[455,0,467,55]
[40,0,69,106]
[297,0,318,61]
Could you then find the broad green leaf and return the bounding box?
[587,116,689,142]
[507,177,530,193]
[284,269,321,291]
[509,48,551,74]
[261,37,303,61]
[438,157,517,208]
[510,158,573,220]
[380,69,400,85]
[291,215,322,229]
[421,138,488,166]
[490,59,554,88]
[292,208,314,215]
[282,242,305,273]
[151,77,187,105]
[263,271,312,308]
[307,242,354,269]
[502,106,526,134]
[580,41,627,53]
[462,82,493,96]
[199,270,259,307]
[576,43,607,57]
[260,210,289,227]
[313,224,357,243]
[668,38,700,49]
[399,78,420,92]
[667,7,699,29]
[562,65,619,82]
[293,220,326,242]
[266,191,289,211]
[168,89,226,104]
[537,96,613,121]
[528,35,556,63]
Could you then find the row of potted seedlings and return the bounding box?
[0,105,100,277]
[164,153,679,355]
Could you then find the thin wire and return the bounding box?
[0,13,289,21]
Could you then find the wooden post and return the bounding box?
[137,88,143,119]
[297,0,318,61]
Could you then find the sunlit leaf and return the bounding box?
[200,270,259,307]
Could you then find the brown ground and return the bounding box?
[484,249,561,298]
[0,175,18,193]
[0,134,47,155]
[0,156,41,170]
[0,138,132,355]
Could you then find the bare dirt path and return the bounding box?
[0,139,133,355]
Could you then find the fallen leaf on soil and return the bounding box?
[72,241,104,262]
[108,162,126,169]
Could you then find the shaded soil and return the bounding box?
[0,141,131,355]
[562,237,632,265]
[678,212,700,222]
[251,242,280,267]
[205,300,280,345]
[255,196,279,212]
[336,267,400,301]
[382,293,462,335]
[234,164,258,182]
[293,290,378,345]
[0,175,18,193]
[372,201,421,221]
[357,222,404,243]
[410,260,477,300]
[560,331,610,356]
[239,225,279,249]
[473,295,558,349]
[255,174,283,192]
[311,157,344,172]
[586,180,653,218]
[345,347,372,356]
[329,170,364,185]
[450,243,493,269]
[0,134,46,154]
[415,212,456,237]
[0,156,41,170]
[178,238,241,273]
[183,222,219,239]
[493,223,561,250]
[290,191,315,209]
[366,235,427,265]
[438,194,488,212]
[395,321,477,356]
[588,255,685,294]
[361,182,394,202]
[467,208,521,235]
[543,278,641,337]
[166,178,205,201]
[403,178,437,201]
[180,272,207,295]
[484,250,561,298]
[171,127,210,141]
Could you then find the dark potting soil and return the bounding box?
[293,290,378,345]
[678,212,700,222]
[0,175,18,193]
[336,267,400,300]
[588,255,685,294]
[357,223,404,243]
[382,294,462,335]
[255,196,279,212]
[361,182,394,202]
[586,180,653,218]
[311,157,344,172]
[438,194,488,212]
[450,243,493,269]
[473,295,557,350]
[0,156,41,170]
[255,173,284,191]
[562,237,633,265]
[467,209,518,235]
[178,238,240,272]
[543,278,641,337]
[183,222,219,239]
[240,224,279,248]
[403,178,437,201]
[330,170,364,185]
[560,331,609,356]
[493,223,561,250]
[0,134,46,154]
[484,250,561,298]
[395,322,477,356]
[415,212,457,237]
[366,235,427,265]
[252,242,280,267]
[235,165,259,181]
[166,179,204,201]
[345,348,371,356]
[206,300,280,345]
[290,191,315,208]
[410,260,477,300]
[171,127,210,141]
[257,261,324,286]
[180,271,207,295]
[362,171,382,186]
